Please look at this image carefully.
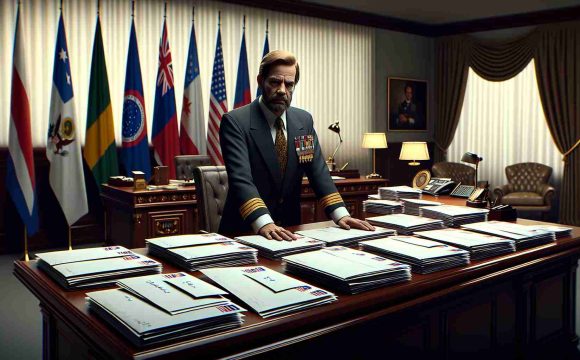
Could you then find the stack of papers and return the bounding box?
[295,226,396,247]
[36,246,162,290]
[420,205,489,227]
[283,247,412,294]
[147,233,257,271]
[235,235,325,259]
[402,198,443,216]
[87,287,245,347]
[415,229,516,260]
[368,194,380,200]
[201,266,337,318]
[366,214,444,235]
[360,236,470,274]
[528,224,572,238]
[363,199,404,215]
[378,186,422,201]
[462,221,556,249]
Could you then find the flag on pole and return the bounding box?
[7,4,39,235]
[207,25,227,165]
[234,19,251,109]
[256,21,270,98]
[120,20,151,180]
[152,20,180,178]
[179,17,204,155]
[84,15,118,189]
[46,13,88,226]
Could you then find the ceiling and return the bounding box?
[305,0,580,25]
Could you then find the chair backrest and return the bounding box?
[431,162,476,186]
[505,162,552,192]
[174,155,212,180]
[193,166,228,233]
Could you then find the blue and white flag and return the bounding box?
[46,13,88,226]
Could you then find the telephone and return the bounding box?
[422,178,457,196]
[450,184,475,198]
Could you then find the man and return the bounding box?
[219,50,373,240]
[397,84,418,127]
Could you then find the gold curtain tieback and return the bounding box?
[562,138,580,163]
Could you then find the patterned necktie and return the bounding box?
[274,117,287,175]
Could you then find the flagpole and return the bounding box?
[164,0,167,19]
[68,226,72,251]
[266,19,269,35]
[24,227,29,261]
[192,6,194,22]
[131,0,134,18]
[218,11,221,28]
[97,0,100,16]
[59,0,62,12]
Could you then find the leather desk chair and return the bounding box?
[493,162,555,218]
[432,162,476,186]
[174,155,212,181]
[193,166,228,233]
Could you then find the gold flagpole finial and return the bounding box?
[23,227,29,262]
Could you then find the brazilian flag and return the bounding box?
[84,16,118,189]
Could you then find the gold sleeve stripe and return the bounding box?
[240,198,267,219]
[319,192,344,208]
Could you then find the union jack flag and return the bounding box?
[207,26,227,165]
[157,27,174,96]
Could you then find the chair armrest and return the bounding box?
[537,184,556,206]
[493,184,511,204]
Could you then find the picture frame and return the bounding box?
[387,77,428,132]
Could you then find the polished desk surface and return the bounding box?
[13,198,580,359]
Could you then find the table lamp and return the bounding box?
[362,133,388,178]
[461,152,483,185]
[399,142,429,166]
[326,122,343,170]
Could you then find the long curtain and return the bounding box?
[435,21,580,225]
[447,62,563,195]
[534,23,580,226]
[0,0,374,174]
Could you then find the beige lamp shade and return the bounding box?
[361,133,388,149]
[399,142,429,165]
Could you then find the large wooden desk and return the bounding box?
[101,177,387,248]
[14,218,580,359]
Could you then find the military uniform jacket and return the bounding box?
[218,99,345,234]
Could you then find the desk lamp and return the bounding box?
[327,122,343,170]
[461,152,483,186]
[399,142,429,166]
[362,133,388,178]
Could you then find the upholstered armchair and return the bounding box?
[493,162,555,215]
[174,155,212,181]
[431,162,476,186]
[193,166,228,233]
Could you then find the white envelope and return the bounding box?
[161,272,227,297]
[147,233,234,249]
[36,246,134,266]
[243,267,305,292]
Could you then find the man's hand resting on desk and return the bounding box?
[337,216,375,231]
[259,223,299,241]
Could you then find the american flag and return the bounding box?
[217,304,239,313]
[207,27,227,165]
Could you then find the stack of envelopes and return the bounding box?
[402,198,443,216]
[415,229,516,260]
[283,246,412,294]
[420,205,489,227]
[378,186,422,201]
[235,235,325,259]
[147,234,257,271]
[366,214,444,235]
[295,226,396,247]
[360,236,470,274]
[201,266,337,318]
[363,199,404,215]
[86,273,245,347]
[528,224,572,238]
[461,221,556,250]
[36,246,162,290]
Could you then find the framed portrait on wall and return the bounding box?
[387,77,428,132]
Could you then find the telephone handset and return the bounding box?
[422,178,457,196]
